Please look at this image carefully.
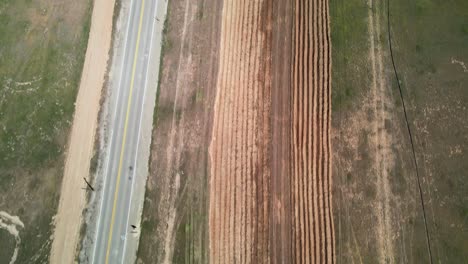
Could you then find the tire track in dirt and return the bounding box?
[367,0,396,262]
[290,0,334,263]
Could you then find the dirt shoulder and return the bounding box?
[49,0,115,263]
[136,0,222,262]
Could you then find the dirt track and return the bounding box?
[49,0,115,262]
[209,0,334,263]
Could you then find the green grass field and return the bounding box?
[390,0,468,262]
[330,0,370,112]
[0,0,92,262]
[331,0,468,262]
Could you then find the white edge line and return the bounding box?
[91,0,135,262]
[120,0,160,262]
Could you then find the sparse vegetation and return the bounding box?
[196,8,204,20]
[331,0,468,262]
[0,0,93,262]
[153,8,172,128]
[190,88,203,105]
[0,230,15,262]
[330,0,370,111]
[390,0,468,262]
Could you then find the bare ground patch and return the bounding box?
[50,0,115,262]
[137,0,222,262]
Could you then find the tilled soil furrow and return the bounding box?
[317,6,324,258]
[246,1,257,262]
[209,0,272,263]
[209,0,229,260]
[292,1,300,263]
[221,0,235,260]
[236,1,249,262]
[261,1,272,260]
[248,1,260,262]
[257,1,269,260]
[253,11,262,259]
[302,1,308,262]
[270,0,293,260]
[204,0,222,259]
[324,0,332,261]
[297,0,306,262]
[310,1,318,262]
[250,0,259,261]
[231,0,240,254]
[292,1,297,263]
[324,1,335,263]
[318,61,324,262]
[229,0,238,261]
[288,0,334,263]
[302,1,313,264]
[228,1,238,259]
[232,0,244,261]
[244,1,255,261]
[325,0,333,261]
[312,0,321,261]
[209,0,333,262]
[305,2,312,260]
[319,0,327,261]
[307,0,315,262]
[216,0,229,258]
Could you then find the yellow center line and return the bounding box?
[105,0,146,262]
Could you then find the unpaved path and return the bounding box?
[49,0,115,262]
[367,0,396,262]
[332,1,417,263]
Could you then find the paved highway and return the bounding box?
[91,0,160,263]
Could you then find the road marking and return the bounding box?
[104,0,146,263]
[91,0,136,262]
[120,0,160,262]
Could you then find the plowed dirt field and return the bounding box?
[209,0,272,261]
[209,0,334,263]
[290,0,334,263]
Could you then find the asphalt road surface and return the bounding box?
[91,0,159,263]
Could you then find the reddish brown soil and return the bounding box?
[289,0,334,263]
[209,0,272,262]
[270,0,293,262]
[139,0,335,262]
[209,0,334,263]
[137,0,222,263]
